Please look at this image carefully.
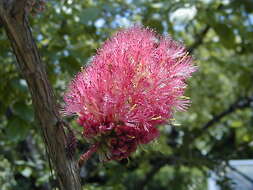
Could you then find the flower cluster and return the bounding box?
[64,26,197,162]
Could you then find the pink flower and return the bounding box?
[64,26,197,162]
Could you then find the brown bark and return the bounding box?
[0,1,82,189]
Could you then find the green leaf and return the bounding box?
[231,121,243,128]
[21,167,32,178]
[13,102,34,122]
[6,118,30,142]
[212,23,236,49]
[79,7,100,25]
[10,79,28,93]
[60,55,81,74]
[145,19,163,33]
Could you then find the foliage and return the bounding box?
[0,0,253,189]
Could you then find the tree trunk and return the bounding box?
[0,1,82,189]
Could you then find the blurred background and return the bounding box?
[0,0,253,189]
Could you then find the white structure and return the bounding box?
[208,160,253,190]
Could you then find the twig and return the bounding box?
[194,96,253,139]
[228,164,253,184]
[188,25,210,54]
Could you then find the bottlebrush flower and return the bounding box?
[64,26,197,162]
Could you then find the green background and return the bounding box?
[0,0,253,189]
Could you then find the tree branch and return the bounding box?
[187,4,224,54]
[135,95,253,189]
[135,156,179,190]
[228,165,253,184]
[0,1,81,189]
[135,163,163,190]
[194,96,253,139]
[188,25,210,54]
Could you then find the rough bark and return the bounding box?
[0,1,82,189]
